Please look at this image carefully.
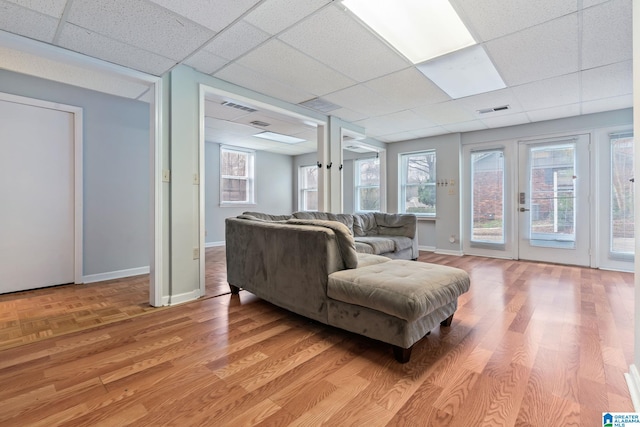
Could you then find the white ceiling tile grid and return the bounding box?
[0,0,633,153]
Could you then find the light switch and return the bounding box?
[162,169,170,182]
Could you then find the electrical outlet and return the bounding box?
[193,248,199,259]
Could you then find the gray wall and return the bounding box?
[205,141,293,243]
[0,69,150,276]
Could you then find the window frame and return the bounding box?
[399,150,437,217]
[354,156,381,212]
[219,145,255,207]
[298,164,318,211]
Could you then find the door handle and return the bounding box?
[519,207,530,212]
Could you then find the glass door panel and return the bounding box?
[518,135,590,266]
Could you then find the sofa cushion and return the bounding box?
[286,218,358,269]
[293,211,354,232]
[354,241,373,254]
[354,236,395,255]
[384,236,414,252]
[241,211,292,221]
[356,253,390,267]
[353,212,377,237]
[328,260,470,322]
[374,213,416,238]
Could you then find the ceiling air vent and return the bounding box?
[250,120,270,127]
[221,101,258,113]
[299,97,340,113]
[477,105,510,114]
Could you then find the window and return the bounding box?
[355,157,380,211]
[220,146,254,205]
[610,132,634,258]
[299,165,318,211]
[400,151,436,215]
[470,149,504,245]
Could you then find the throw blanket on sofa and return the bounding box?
[286,219,359,269]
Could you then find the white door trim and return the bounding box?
[0,92,83,284]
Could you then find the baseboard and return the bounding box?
[418,245,436,252]
[205,241,225,248]
[625,364,640,411]
[83,266,150,284]
[434,249,464,256]
[161,288,202,306]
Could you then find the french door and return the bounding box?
[517,135,590,266]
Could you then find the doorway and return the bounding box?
[517,135,590,266]
[0,94,82,294]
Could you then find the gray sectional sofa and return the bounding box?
[244,211,419,260]
[225,213,470,362]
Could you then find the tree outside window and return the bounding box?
[400,151,436,215]
[220,146,254,205]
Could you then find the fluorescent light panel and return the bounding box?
[342,0,476,64]
[253,131,306,144]
[416,45,506,99]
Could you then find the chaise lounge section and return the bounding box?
[225,214,470,362]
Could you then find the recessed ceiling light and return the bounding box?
[416,45,506,99]
[253,131,306,144]
[342,0,475,63]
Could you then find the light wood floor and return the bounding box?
[0,250,635,426]
[0,247,229,351]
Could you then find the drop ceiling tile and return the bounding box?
[405,127,449,139]
[452,0,577,42]
[480,112,530,128]
[526,104,582,122]
[330,107,369,123]
[5,0,66,18]
[183,50,229,75]
[0,46,151,99]
[214,62,315,105]
[411,101,477,125]
[0,1,57,43]
[202,20,269,61]
[581,0,631,69]
[582,0,608,7]
[323,85,399,118]
[234,39,355,97]
[364,67,450,110]
[375,110,437,132]
[581,61,632,101]
[455,88,523,117]
[486,13,579,86]
[244,0,331,35]
[278,5,409,82]
[441,120,488,133]
[581,94,632,115]
[67,0,214,61]
[512,73,580,111]
[352,117,395,136]
[57,23,177,76]
[376,130,433,143]
[149,0,261,32]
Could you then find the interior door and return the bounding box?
[517,135,590,266]
[0,99,75,293]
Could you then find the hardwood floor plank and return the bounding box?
[0,250,634,425]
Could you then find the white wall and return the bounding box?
[204,141,293,244]
[0,69,150,277]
